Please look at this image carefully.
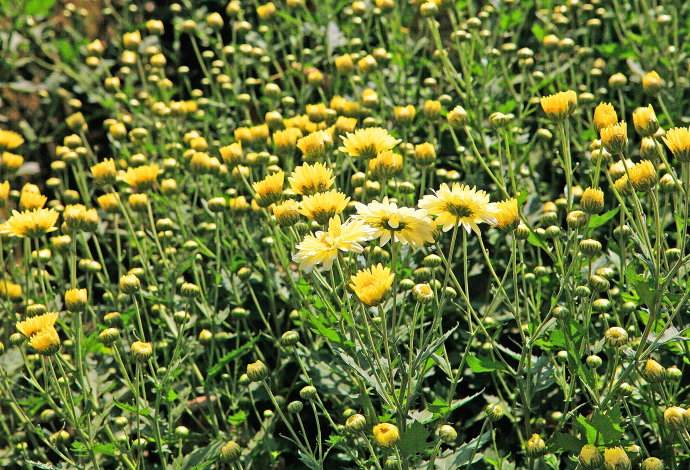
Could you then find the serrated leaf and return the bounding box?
[588,208,619,229]
[398,421,431,458]
[550,432,586,452]
[113,400,151,417]
[465,353,506,373]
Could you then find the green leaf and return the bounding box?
[576,409,624,445]
[181,441,225,470]
[531,24,546,41]
[55,39,76,63]
[527,231,548,249]
[465,353,507,373]
[206,336,259,380]
[588,208,619,229]
[113,400,151,417]
[397,421,431,458]
[625,263,661,308]
[228,410,247,425]
[550,432,587,453]
[24,0,56,15]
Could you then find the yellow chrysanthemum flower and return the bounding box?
[603,447,631,470]
[220,142,243,166]
[273,128,302,153]
[0,181,9,207]
[353,197,436,248]
[297,130,330,161]
[272,199,301,225]
[369,151,403,178]
[98,193,120,213]
[28,326,61,355]
[63,204,99,231]
[253,171,284,207]
[16,312,59,337]
[632,105,659,137]
[418,183,497,234]
[600,121,628,154]
[663,126,690,162]
[2,209,59,238]
[494,198,520,232]
[593,102,618,131]
[372,423,400,448]
[228,195,250,212]
[122,163,160,190]
[0,280,22,299]
[338,127,401,159]
[540,90,577,120]
[289,163,335,195]
[300,190,350,224]
[628,160,657,192]
[0,129,24,150]
[19,190,47,211]
[293,216,375,272]
[91,158,117,185]
[0,152,24,171]
[350,264,394,306]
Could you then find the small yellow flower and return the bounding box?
[339,127,401,159]
[122,164,160,190]
[663,406,688,430]
[131,341,153,361]
[614,175,633,196]
[593,102,618,131]
[600,121,628,154]
[334,116,358,135]
[628,160,657,192]
[372,423,400,448]
[369,151,403,178]
[414,142,436,166]
[2,209,59,238]
[28,326,61,356]
[19,190,47,210]
[581,187,604,214]
[334,54,354,74]
[350,264,394,306]
[642,70,663,94]
[663,127,690,162]
[579,444,604,469]
[632,105,659,137]
[0,181,9,206]
[603,446,631,470]
[540,90,577,120]
[0,280,22,299]
[220,142,244,166]
[98,193,120,213]
[0,129,24,150]
[65,288,88,311]
[494,198,520,232]
[256,2,276,20]
[272,199,301,226]
[273,128,302,153]
[297,130,330,161]
[91,158,117,185]
[393,105,416,124]
[300,190,349,224]
[16,312,59,337]
[0,151,24,171]
[253,170,284,207]
[418,183,498,234]
[293,216,375,272]
[353,197,436,248]
[289,163,335,195]
[228,195,250,212]
[63,204,99,231]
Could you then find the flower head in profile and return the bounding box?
[272,199,301,226]
[350,264,394,306]
[0,129,24,151]
[253,170,284,207]
[293,216,375,272]
[600,122,628,154]
[663,126,690,162]
[540,90,577,121]
[339,127,401,159]
[593,102,618,131]
[603,447,630,470]
[632,105,659,137]
[353,197,436,248]
[16,312,59,338]
[418,183,497,234]
[289,163,335,195]
[369,151,403,178]
[493,198,520,232]
[91,158,117,185]
[28,326,60,356]
[628,160,657,192]
[297,130,329,161]
[0,280,22,299]
[0,152,24,171]
[122,164,160,190]
[2,209,59,238]
[300,190,349,224]
[19,189,47,211]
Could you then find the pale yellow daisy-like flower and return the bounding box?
[493,198,520,232]
[297,130,329,161]
[600,121,628,154]
[272,199,301,225]
[19,190,47,210]
[338,127,401,159]
[369,151,403,178]
[349,264,394,306]
[540,90,577,121]
[0,181,10,206]
[300,190,350,224]
[2,208,59,238]
[28,326,61,355]
[418,183,497,234]
[0,129,24,150]
[293,216,375,272]
[593,102,618,131]
[289,162,335,195]
[353,197,435,248]
[16,312,59,337]
[0,152,24,171]
[91,158,117,185]
[122,163,160,190]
